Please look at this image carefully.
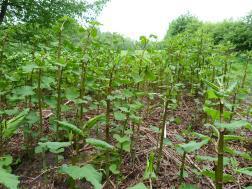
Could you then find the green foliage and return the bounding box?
[143,151,156,180]
[0,168,19,189]
[179,140,209,153]
[35,141,72,154]
[1,0,109,26]
[86,138,114,150]
[56,120,84,136]
[0,155,19,189]
[60,164,102,189]
[165,12,202,38]
[2,109,29,139]
[179,184,199,189]
[237,167,252,177]
[83,114,105,130]
[128,183,148,189]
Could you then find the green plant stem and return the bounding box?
[56,66,63,139]
[105,64,115,180]
[79,60,87,125]
[179,151,186,184]
[241,59,249,88]
[156,98,169,171]
[216,101,224,189]
[0,120,3,155]
[37,68,43,135]
[56,26,63,139]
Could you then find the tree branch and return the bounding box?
[0,0,8,24]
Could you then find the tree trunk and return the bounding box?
[0,0,8,24]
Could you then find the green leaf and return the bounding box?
[12,86,34,97]
[3,109,29,139]
[0,155,13,168]
[179,184,199,189]
[22,64,38,73]
[113,134,130,144]
[163,138,173,146]
[132,74,143,83]
[41,76,55,89]
[128,183,147,189]
[196,156,230,166]
[201,170,233,182]
[149,125,160,133]
[207,90,218,99]
[60,164,102,189]
[4,108,19,116]
[204,80,220,92]
[0,168,19,189]
[109,164,120,174]
[86,138,113,150]
[179,140,208,153]
[203,106,231,120]
[57,121,84,136]
[237,167,252,177]
[35,142,72,154]
[83,114,105,130]
[114,111,127,121]
[243,186,252,189]
[215,120,251,131]
[224,135,244,141]
[65,87,79,100]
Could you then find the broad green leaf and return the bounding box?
[3,109,29,139]
[244,186,252,189]
[12,86,34,97]
[60,164,102,189]
[113,134,130,144]
[86,138,113,150]
[65,87,79,100]
[35,142,72,154]
[179,184,199,189]
[25,111,39,125]
[215,120,251,131]
[83,114,105,130]
[41,76,55,89]
[57,121,84,136]
[150,125,160,133]
[207,90,218,99]
[201,170,233,182]
[0,168,19,189]
[114,111,127,121]
[22,64,38,73]
[4,108,19,116]
[163,138,173,146]
[204,80,220,91]
[196,156,230,166]
[203,106,231,120]
[0,155,13,168]
[121,141,131,152]
[109,164,120,174]
[179,140,208,153]
[132,74,143,83]
[128,183,147,189]
[237,167,252,177]
[224,135,244,141]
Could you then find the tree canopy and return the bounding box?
[0,0,109,26]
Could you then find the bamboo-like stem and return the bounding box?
[179,151,187,184]
[156,97,169,171]
[56,26,63,139]
[37,68,43,135]
[105,64,115,179]
[215,101,224,189]
[241,59,249,88]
